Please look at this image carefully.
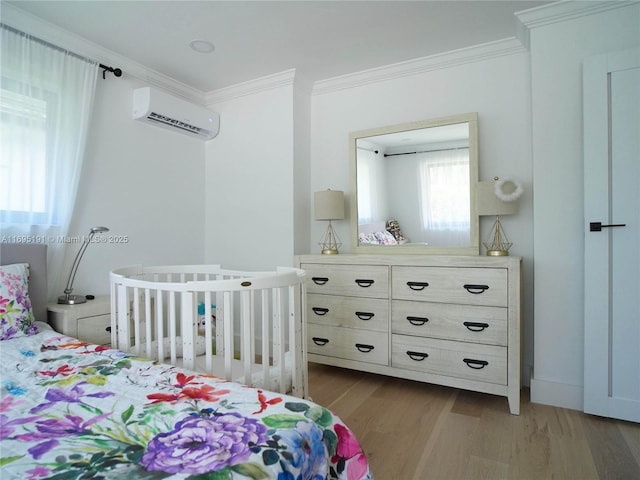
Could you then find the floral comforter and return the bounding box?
[0,327,372,480]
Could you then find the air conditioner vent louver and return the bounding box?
[147,112,209,137]
[132,87,219,140]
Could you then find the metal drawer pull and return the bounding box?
[407,281,429,291]
[463,284,489,294]
[407,351,429,361]
[312,337,329,346]
[311,277,329,285]
[463,321,489,332]
[355,343,375,353]
[355,279,374,288]
[311,307,329,316]
[407,316,429,326]
[463,358,489,369]
[355,311,374,321]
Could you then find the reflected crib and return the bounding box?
[109,264,308,398]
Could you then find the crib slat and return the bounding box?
[203,291,214,372]
[261,290,270,390]
[181,291,195,370]
[273,287,286,394]
[116,284,129,351]
[155,291,164,361]
[169,291,177,364]
[241,290,252,385]
[144,289,152,358]
[223,290,233,381]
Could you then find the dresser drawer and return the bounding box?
[392,266,508,306]
[308,324,389,365]
[392,300,507,345]
[308,294,388,332]
[392,334,507,385]
[302,263,389,298]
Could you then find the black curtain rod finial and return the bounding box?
[99,63,122,80]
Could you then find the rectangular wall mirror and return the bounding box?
[350,112,479,255]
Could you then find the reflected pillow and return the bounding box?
[358,231,398,245]
[374,231,398,245]
[0,263,38,340]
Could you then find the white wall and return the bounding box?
[61,75,206,298]
[527,2,640,409]
[310,47,535,382]
[204,75,298,270]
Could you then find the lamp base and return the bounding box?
[485,248,510,256]
[58,294,88,305]
[318,221,342,255]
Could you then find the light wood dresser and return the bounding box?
[296,254,522,414]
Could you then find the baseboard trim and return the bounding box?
[530,374,584,411]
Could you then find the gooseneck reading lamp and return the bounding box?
[58,226,109,304]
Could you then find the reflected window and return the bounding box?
[419,148,470,244]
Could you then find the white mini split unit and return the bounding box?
[132,87,219,140]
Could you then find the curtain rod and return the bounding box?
[1,23,122,80]
[384,146,469,158]
[99,64,122,79]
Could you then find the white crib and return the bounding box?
[109,264,308,398]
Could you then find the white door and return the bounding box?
[584,47,640,423]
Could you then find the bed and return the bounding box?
[0,243,372,479]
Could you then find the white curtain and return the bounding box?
[0,25,98,298]
[418,148,470,246]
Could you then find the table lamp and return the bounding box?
[314,189,344,254]
[476,177,522,256]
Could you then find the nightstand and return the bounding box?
[47,295,111,345]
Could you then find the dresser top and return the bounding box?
[296,254,521,269]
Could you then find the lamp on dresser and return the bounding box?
[314,189,345,254]
[476,177,523,256]
[58,226,109,304]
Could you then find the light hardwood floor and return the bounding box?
[308,363,640,480]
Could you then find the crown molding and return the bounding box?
[1,3,205,104]
[515,0,638,46]
[204,69,297,105]
[311,37,527,96]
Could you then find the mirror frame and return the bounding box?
[350,112,479,255]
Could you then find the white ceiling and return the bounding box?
[6,0,551,93]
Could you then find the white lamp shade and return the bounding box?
[314,190,345,220]
[476,180,518,216]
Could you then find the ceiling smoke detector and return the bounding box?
[189,39,215,53]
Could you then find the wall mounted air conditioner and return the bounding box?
[132,87,219,140]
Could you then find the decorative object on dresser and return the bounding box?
[58,225,109,304]
[296,253,522,415]
[48,295,112,345]
[314,189,345,254]
[476,177,523,256]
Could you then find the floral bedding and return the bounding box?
[0,326,372,480]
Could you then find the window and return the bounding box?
[0,87,49,223]
[0,24,97,230]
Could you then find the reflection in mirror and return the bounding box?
[351,113,478,255]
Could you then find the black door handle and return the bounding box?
[590,222,626,232]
